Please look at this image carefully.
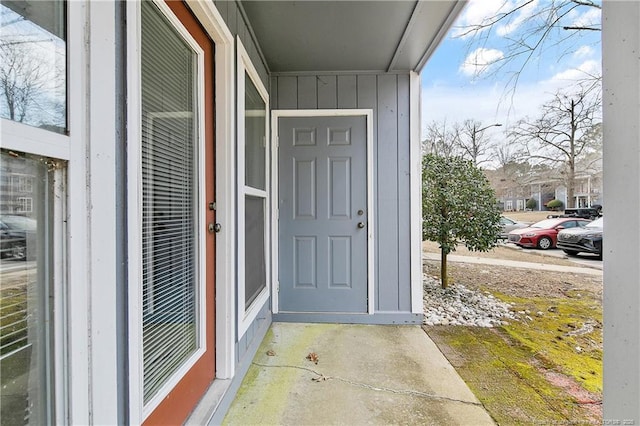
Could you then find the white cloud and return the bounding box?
[451,0,509,39]
[570,7,601,29]
[459,48,505,77]
[573,45,594,59]
[421,81,545,134]
[495,0,539,37]
[546,59,601,85]
[452,0,542,39]
[422,59,602,137]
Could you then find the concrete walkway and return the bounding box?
[422,253,603,276]
[222,323,495,425]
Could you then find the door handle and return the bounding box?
[357,222,365,229]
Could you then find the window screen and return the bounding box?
[244,195,266,308]
[241,68,267,313]
[140,1,199,404]
[244,74,266,191]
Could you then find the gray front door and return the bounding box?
[279,115,368,313]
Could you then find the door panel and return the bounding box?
[279,116,367,313]
[142,1,215,424]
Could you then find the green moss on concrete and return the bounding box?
[427,326,570,424]
[223,324,333,425]
[495,290,603,394]
[426,316,601,425]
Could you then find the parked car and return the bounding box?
[547,206,602,220]
[499,215,528,239]
[557,216,603,259]
[0,215,36,260]
[507,217,591,250]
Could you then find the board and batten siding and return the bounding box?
[213,0,269,88]
[272,73,413,313]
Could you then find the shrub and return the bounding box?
[526,198,537,210]
[546,199,563,210]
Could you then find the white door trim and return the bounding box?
[271,109,375,314]
[409,72,423,314]
[186,0,236,380]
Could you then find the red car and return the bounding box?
[507,217,591,250]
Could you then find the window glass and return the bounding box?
[140,1,199,404]
[0,149,55,425]
[244,73,266,190]
[0,1,67,133]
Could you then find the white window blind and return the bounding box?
[140,1,199,404]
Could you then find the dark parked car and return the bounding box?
[557,216,603,259]
[0,215,36,260]
[507,217,591,250]
[499,215,528,239]
[547,206,602,220]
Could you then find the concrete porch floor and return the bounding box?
[222,322,495,425]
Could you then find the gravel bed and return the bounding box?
[423,274,520,327]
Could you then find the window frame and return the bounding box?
[16,196,34,212]
[126,0,208,420]
[0,1,73,423]
[236,37,270,337]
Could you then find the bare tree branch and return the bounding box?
[509,86,601,207]
[562,26,600,31]
[457,0,602,105]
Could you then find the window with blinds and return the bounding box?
[140,1,199,404]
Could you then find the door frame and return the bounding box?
[186,0,236,381]
[271,109,375,314]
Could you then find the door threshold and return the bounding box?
[274,312,423,325]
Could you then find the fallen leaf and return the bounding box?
[266,350,276,356]
[306,352,319,364]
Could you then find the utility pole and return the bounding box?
[469,122,502,165]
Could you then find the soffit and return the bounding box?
[240,0,465,73]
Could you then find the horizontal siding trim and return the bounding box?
[271,70,412,76]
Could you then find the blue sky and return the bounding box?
[421,0,602,136]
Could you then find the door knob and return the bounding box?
[357,222,365,229]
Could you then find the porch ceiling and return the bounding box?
[240,0,466,73]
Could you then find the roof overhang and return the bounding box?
[239,0,466,74]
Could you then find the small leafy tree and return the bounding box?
[526,198,537,210]
[422,154,501,288]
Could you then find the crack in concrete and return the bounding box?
[252,362,483,407]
